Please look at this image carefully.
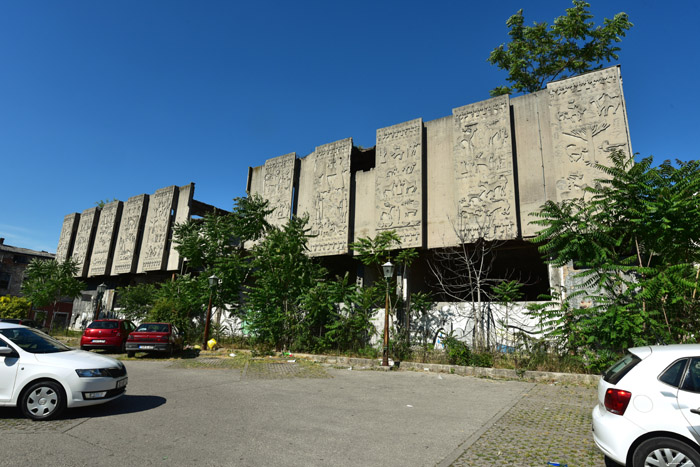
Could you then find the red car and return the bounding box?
[80,319,136,353]
[126,322,183,357]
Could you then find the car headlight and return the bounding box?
[75,368,112,378]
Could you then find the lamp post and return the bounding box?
[93,283,107,321]
[382,261,394,367]
[202,274,218,350]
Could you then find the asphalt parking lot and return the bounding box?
[0,357,603,466]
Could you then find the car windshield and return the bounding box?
[0,328,71,353]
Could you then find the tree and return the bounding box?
[531,151,700,368]
[0,296,31,319]
[245,215,326,351]
[173,194,273,318]
[21,259,84,318]
[427,215,526,352]
[488,1,632,96]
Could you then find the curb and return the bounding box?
[292,353,600,385]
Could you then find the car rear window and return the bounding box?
[88,321,118,329]
[603,352,642,385]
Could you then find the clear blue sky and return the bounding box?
[1,0,697,253]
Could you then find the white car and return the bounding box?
[593,344,700,466]
[0,322,128,420]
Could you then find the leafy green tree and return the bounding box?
[21,259,84,316]
[173,194,273,318]
[116,283,157,322]
[0,296,31,319]
[245,215,326,351]
[488,1,632,96]
[531,151,700,367]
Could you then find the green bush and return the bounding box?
[444,336,471,366]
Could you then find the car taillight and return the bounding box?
[604,388,632,415]
[157,336,168,342]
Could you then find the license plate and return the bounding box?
[93,339,106,343]
[139,345,154,350]
[116,378,128,388]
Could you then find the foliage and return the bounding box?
[115,283,157,321]
[94,198,118,209]
[173,195,272,318]
[530,151,700,364]
[0,296,31,319]
[488,1,632,96]
[245,215,326,351]
[444,335,472,366]
[21,259,84,311]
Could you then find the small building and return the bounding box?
[0,238,54,297]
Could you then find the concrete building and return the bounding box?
[0,238,54,297]
[55,183,225,329]
[246,67,632,344]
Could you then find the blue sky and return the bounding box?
[1,0,697,253]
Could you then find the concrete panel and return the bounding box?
[426,115,458,249]
[71,207,99,277]
[262,153,297,228]
[453,95,517,241]
[167,183,195,272]
[56,213,79,263]
[546,66,631,203]
[353,168,375,243]
[299,138,352,256]
[137,185,177,273]
[375,119,423,249]
[247,166,264,197]
[88,201,122,277]
[511,90,550,238]
[111,194,148,275]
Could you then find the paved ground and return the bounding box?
[0,355,604,466]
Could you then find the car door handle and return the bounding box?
[690,408,700,415]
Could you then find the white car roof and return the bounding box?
[630,344,700,360]
[0,322,26,330]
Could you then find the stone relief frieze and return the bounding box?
[548,67,630,201]
[138,186,177,272]
[71,208,99,277]
[263,153,296,228]
[375,119,423,248]
[56,213,79,263]
[453,95,517,241]
[111,194,147,275]
[88,201,122,277]
[307,138,351,256]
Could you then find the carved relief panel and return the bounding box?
[306,138,352,256]
[71,207,99,277]
[375,119,423,248]
[111,194,148,275]
[56,213,79,263]
[263,153,297,228]
[452,95,517,241]
[88,201,122,277]
[138,186,177,273]
[547,67,630,201]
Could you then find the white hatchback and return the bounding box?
[0,322,128,420]
[593,344,700,466]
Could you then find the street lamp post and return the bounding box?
[93,283,107,321]
[382,261,394,367]
[202,274,218,350]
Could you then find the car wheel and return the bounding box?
[20,380,66,421]
[632,437,700,467]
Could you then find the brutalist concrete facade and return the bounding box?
[248,67,631,253]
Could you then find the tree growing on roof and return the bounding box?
[488,1,633,96]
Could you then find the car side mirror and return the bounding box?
[0,347,18,358]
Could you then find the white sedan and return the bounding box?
[593,344,700,466]
[0,322,128,420]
